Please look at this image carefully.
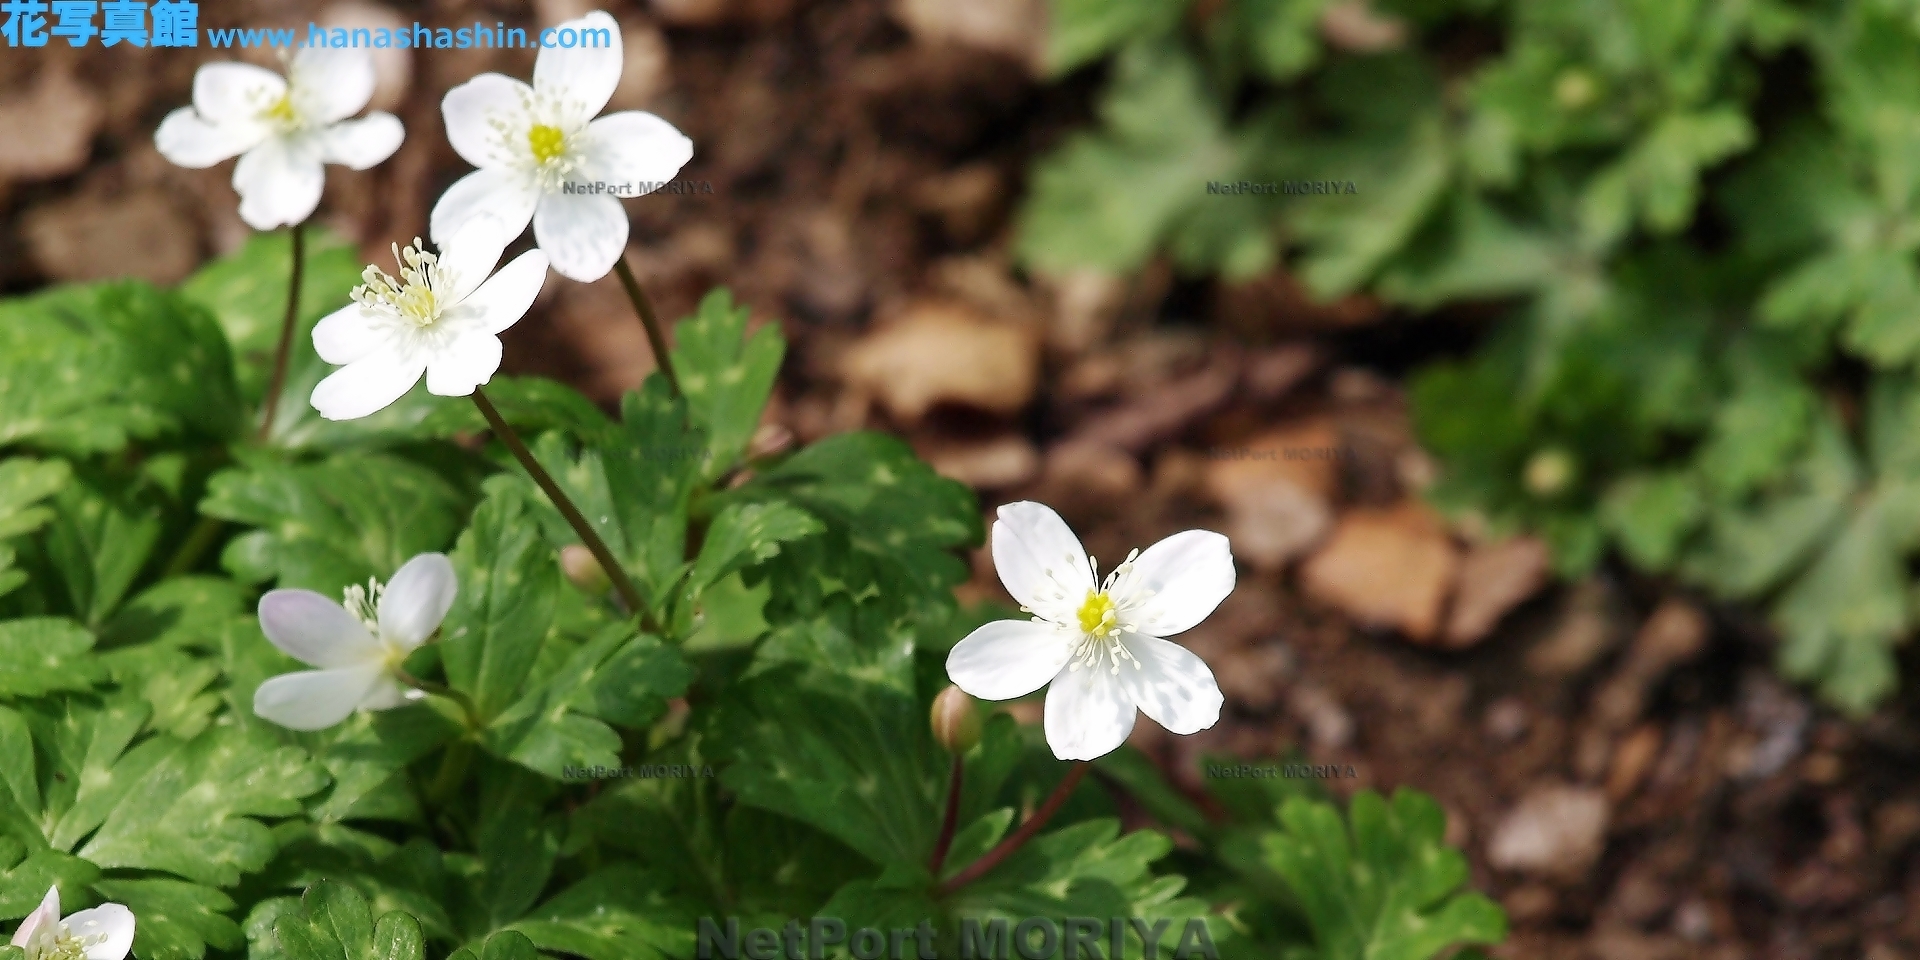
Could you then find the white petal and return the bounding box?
[10,886,58,948]
[533,11,623,129]
[991,501,1095,621]
[441,73,534,170]
[357,676,427,711]
[435,215,516,303]
[65,903,135,960]
[233,138,325,230]
[312,304,383,366]
[424,335,504,397]
[192,62,286,121]
[457,249,549,335]
[1117,633,1223,736]
[946,619,1073,701]
[155,108,270,169]
[257,590,384,668]
[310,349,427,421]
[253,665,384,731]
[1113,530,1235,637]
[318,113,403,170]
[533,190,627,282]
[378,553,457,649]
[1043,662,1136,761]
[581,111,693,186]
[290,47,376,125]
[429,167,540,250]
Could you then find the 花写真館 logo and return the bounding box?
[2,0,199,47]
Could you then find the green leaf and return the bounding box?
[466,763,562,930]
[0,619,104,699]
[1601,472,1703,571]
[271,880,425,960]
[201,452,466,596]
[504,865,699,960]
[38,468,165,627]
[448,931,539,960]
[75,725,328,888]
[1261,789,1506,960]
[306,710,462,824]
[1046,0,1185,74]
[0,460,70,542]
[669,289,786,483]
[684,502,822,604]
[440,483,564,723]
[414,376,616,443]
[92,877,242,960]
[1579,107,1754,247]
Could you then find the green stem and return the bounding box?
[257,224,305,443]
[471,387,656,628]
[396,668,482,732]
[612,256,680,396]
[426,739,475,809]
[936,762,1089,897]
[162,515,226,578]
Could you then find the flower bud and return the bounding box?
[560,544,610,594]
[930,685,982,754]
[1554,69,1597,111]
[1523,448,1577,498]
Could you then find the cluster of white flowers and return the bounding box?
[8,885,133,960]
[156,10,691,422]
[150,11,1236,766]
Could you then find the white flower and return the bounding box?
[9,885,134,960]
[946,502,1233,761]
[253,553,457,731]
[431,10,694,282]
[307,216,548,421]
[155,48,403,231]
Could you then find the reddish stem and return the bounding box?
[928,755,964,874]
[936,762,1089,896]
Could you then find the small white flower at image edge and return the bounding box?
[307,215,549,421]
[155,47,404,231]
[253,553,458,731]
[945,501,1235,762]
[9,884,134,960]
[431,9,695,282]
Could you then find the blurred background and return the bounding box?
[2,0,1912,956]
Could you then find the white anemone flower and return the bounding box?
[9,885,134,960]
[253,553,457,731]
[431,10,694,282]
[307,216,548,421]
[946,502,1233,761]
[155,48,403,231]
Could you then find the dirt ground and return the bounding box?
[0,0,1909,957]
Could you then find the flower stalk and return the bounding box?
[257,223,305,442]
[613,257,680,396]
[936,761,1089,896]
[928,755,964,874]
[470,386,656,628]
[396,668,482,732]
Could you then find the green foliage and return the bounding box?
[0,218,1503,959]
[1021,0,1920,712]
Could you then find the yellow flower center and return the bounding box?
[351,241,448,328]
[528,124,567,165]
[262,92,299,126]
[1076,590,1118,636]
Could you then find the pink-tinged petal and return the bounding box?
[441,73,534,170]
[434,215,515,304]
[192,62,286,121]
[311,304,381,366]
[378,553,456,649]
[318,113,403,170]
[65,903,134,960]
[1117,633,1223,736]
[532,11,623,129]
[1112,529,1235,637]
[257,590,382,668]
[155,108,270,169]
[290,46,376,124]
[11,886,58,948]
[423,334,503,397]
[429,167,539,250]
[945,619,1073,701]
[581,111,692,186]
[991,501,1094,622]
[310,349,427,421]
[233,138,325,230]
[458,249,548,335]
[253,665,385,731]
[532,190,627,282]
[1043,663,1136,761]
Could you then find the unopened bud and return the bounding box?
[1554,69,1597,111]
[1523,448,1577,498]
[930,685,982,754]
[560,545,610,594]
